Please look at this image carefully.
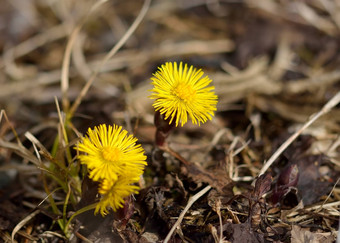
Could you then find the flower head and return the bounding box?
[76,124,147,182]
[95,175,140,215]
[149,62,218,126]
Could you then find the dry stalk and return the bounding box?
[0,39,233,100]
[164,185,212,243]
[3,24,67,62]
[259,90,340,176]
[69,0,151,117]
[61,0,109,111]
[11,210,40,242]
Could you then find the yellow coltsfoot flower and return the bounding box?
[76,124,147,182]
[149,62,218,127]
[95,175,140,215]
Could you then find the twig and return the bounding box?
[259,90,340,176]
[163,185,212,243]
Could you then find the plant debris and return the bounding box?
[0,0,339,242]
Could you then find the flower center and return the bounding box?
[102,146,121,162]
[173,83,196,103]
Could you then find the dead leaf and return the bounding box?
[224,222,264,243]
[185,163,232,194]
[271,164,299,206]
[296,155,331,205]
[291,225,335,243]
[252,172,273,200]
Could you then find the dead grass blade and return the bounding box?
[317,178,340,212]
[38,231,67,241]
[285,70,340,94]
[164,185,212,243]
[25,131,51,157]
[69,0,151,117]
[4,23,67,60]
[259,90,340,176]
[61,0,109,111]
[11,209,40,242]
[0,110,21,145]
[0,139,40,166]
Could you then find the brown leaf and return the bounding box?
[296,155,331,205]
[291,225,335,243]
[277,164,299,188]
[185,163,232,194]
[224,222,264,243]
[271,164,299,206]
[252,172,273,200]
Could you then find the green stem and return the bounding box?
[63,183,72,226]
[41,170,65,231]
[64,203,97,237]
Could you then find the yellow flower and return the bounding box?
[76,124,147,182]
[149,62,218,127]
[95,175,140,215]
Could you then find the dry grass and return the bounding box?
[0,0,339,242]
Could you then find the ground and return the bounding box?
[0,0,339,242]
